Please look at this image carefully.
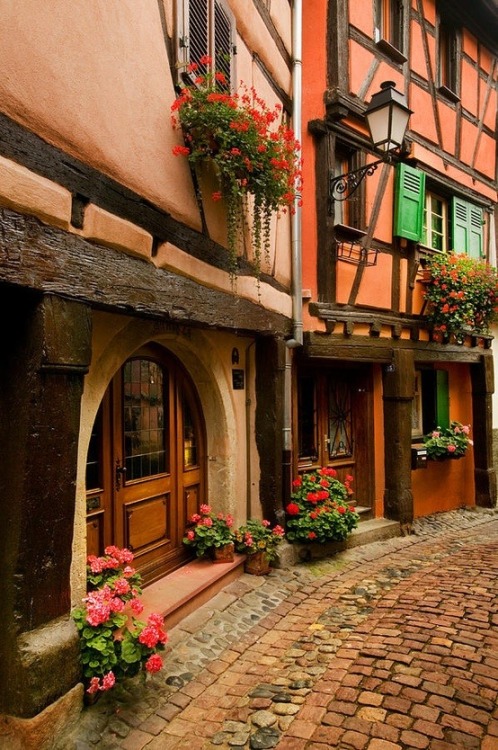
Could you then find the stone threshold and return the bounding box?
[141,554,246,630]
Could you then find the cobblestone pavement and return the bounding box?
[66,507,498,750]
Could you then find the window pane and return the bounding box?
[327,379,353,458]
[123,360,168,480]
[298,376,318,462]
[183,396,198,468]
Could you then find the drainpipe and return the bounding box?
[281,0,303,515]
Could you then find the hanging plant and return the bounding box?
[423,253,498,336]
[171,56,302,277]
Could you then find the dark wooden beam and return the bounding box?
[0,207,292,337]
[304,331,492,364]
[0,112,288,289]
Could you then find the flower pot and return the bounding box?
[212,543,235,563]
[244,551,271,576]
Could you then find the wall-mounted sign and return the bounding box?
[232,369,245,390]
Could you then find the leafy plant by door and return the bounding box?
[171,56,302,277]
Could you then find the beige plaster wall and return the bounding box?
[0,1,294,285]
[72,312,258,602]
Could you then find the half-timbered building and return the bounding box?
[0,0,296,738]
[300,1,497,521]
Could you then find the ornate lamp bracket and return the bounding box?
[328,158,384,207]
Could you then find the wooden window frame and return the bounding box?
[375,0,407,63]
[332,145,365,232]
[412,368,450,440]
[437,13,461,102]
[422,191,448,253]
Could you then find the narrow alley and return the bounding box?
[67,508,498,750]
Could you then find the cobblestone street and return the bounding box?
[66,508,498,750]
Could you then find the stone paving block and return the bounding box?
[120,729,155,750]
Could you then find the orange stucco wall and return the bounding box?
[412,364,475,518]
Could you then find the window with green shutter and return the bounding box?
[413,369,449,437]
[393,163,426,241]
[451,197,483,259]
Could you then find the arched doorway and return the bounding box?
[85,344,206,583]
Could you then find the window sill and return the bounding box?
[375,39,407,65]
[334,224,367,241]
[437,85,460,104]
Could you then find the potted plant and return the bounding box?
[234,519,285,575]
[285,468,359,544]
[72,546,167,699]
[171,56,302,277]
[423,253,498,337]
[423,421,472,460]
[183,504,235,561]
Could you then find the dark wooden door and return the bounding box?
[86,346,206,583]
[296,366,373,512]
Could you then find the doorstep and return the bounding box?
[282,517,401,563]
[141,554,245,630]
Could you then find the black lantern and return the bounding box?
[365,81,412,153]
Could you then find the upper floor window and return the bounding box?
[176,0,236,87]
[331,146,365,231]
[394,164,484,259]
[423,192,447,253]
[375,0,407,62]
[438,16,460,100]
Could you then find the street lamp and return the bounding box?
[329,81,412,202]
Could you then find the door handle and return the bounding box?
[115,460,127,490]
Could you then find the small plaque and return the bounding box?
[232,369,245,390]
[86,495,101,512]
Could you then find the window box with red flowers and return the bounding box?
[171,56,302,277]
[285,469,359,544]
[423,421,472,461]
[423,254,498,338]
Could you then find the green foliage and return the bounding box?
[234,519,285,562]
[423,254,498,335]
[285,469,359,544]
[423,421,472,460]
[183,504,235,557]
[72,547,167,695]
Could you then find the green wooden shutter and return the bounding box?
[421,369,449,431]
[451,197,483,258]
[435,369,449,429]
[393,164,425,241]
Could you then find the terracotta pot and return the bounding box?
[244,551,271,575]
[212,543,235,563]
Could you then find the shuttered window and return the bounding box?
[415,369,450,435]
[394,165,484,258]
[176,0,235,87]
[393,163,425,241]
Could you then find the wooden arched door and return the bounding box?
[86,345,206,583]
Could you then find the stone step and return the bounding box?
[141,554,246,630]
[279,517,401,564]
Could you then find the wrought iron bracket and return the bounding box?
[328,158,384,206]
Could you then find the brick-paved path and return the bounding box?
[65,508,498,750]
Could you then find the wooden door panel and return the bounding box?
[86,515,103,557]
[184,482,200,520]
[125,494,168,552]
